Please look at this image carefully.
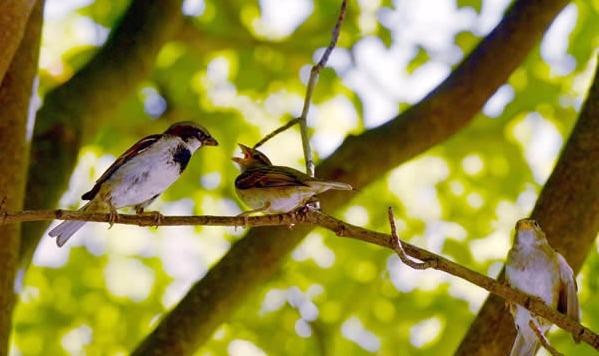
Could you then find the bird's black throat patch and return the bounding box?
[172,145,192,173]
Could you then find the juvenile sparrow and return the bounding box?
[232,144,353,215]
[48,121,218,247]
[505,218,579,356]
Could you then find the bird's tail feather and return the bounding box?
[48,202,91,247]
[509,332,539,356]
[312,181,353,191]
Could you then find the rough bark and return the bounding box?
[20,0,184,266]
[0,1,43,354]
[133,0,570,354]
[0,0,36,85]
[455,57,599,355]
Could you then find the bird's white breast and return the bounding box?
[237,187,317,213]
[505,243,560,338]
[505,245,559,306]
[106,138,186,208]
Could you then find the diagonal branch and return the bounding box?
[133,0,572,353]
[3,207,598,351]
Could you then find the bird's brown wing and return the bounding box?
[81,134,162,200]
[556,253,580,322]
[235,166,309,189]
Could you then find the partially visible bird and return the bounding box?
[232,144,353,215]
[505,218,579,356]
[48,121,218,247]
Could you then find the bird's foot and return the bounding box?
[107,209,119,229]
[234,211,251,231]
[148,211,164,228]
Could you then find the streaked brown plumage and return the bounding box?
[232,144,352,214]
[505,218,579,356]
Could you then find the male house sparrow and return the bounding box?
[48,121,218,247]
[505,218,579,356]
[232,144,352,214]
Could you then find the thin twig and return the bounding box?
[529,319,564,356]
[253,117,300,149]
[251,0,348,175]
[387,207,435,269]
[2,207,599,350]
[299,0,347,177]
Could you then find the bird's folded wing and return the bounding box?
[82,134,162,200]
[557,253,580,321]
[235,167,308,189]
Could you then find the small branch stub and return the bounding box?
[528,319,563,356]
[387,207,435,270]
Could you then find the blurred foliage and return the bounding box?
[11,0,599,355]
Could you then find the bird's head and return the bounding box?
[232,144,272,171]
[514,218,547,247]
[165,121,218,151]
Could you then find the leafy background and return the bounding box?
[11,0,599,355]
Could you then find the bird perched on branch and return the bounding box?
[232,144,353,215]
[505,218,579,356]
[48,121,218,247]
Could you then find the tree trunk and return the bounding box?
[0,0,36,85]
[0,1,43,354]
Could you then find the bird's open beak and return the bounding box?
[237,143,253,157]
[231,157,243,164]
[203,136,218,146]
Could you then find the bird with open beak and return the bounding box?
[232,144,353,215]
[505,218,579,356]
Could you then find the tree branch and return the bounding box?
[298,0,346,177]
[0,0,43,353]
[253,117,300,149]
[253,0,347,178]
[20,0,185,267]
[387,207,435,270]
[456,53,599,355]
[133,0,572,353]
[529,319,563,356]
[1,209,299,228]
[2,208,598,351]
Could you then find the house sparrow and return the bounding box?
[505,218,579,356]
[48,121,218,247]
[232,144,352,215]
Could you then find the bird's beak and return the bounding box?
[231,157,243,164]
[515,219,534,231]
[238,143,255,159]
[203,136,218,146]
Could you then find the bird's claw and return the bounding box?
[108,210,119,229]
[150,211,163,228]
